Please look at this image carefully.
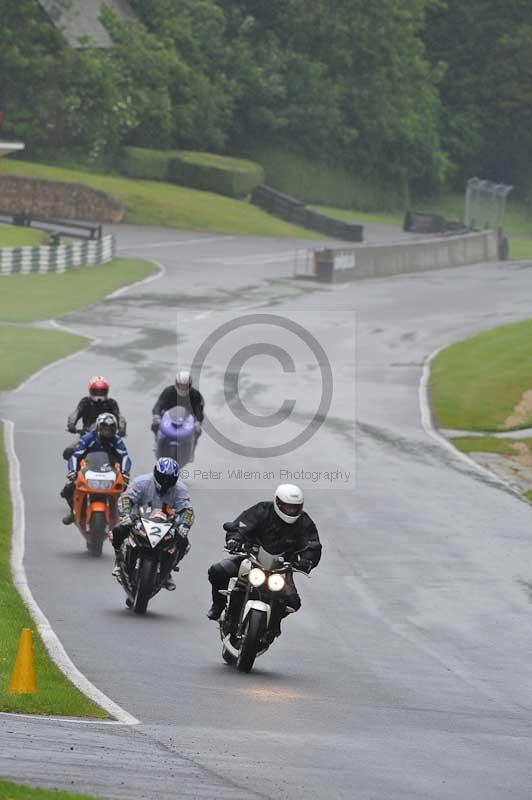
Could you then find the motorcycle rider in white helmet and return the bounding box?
[207,484,321,637]
[150,369,204,460]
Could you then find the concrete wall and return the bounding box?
[0,175,125,224]
[313,231,498,283]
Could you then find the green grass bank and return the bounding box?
[430,319,532,432]
[0,258,156,323]
[0,780,101,800]
[0,227,48,247]
[0,159,316,238]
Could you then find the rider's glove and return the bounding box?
[226,538,241,553]
[176,524,189,539]
[119,514,132,528]
[67,422,77,434]
[294,558,313,574]
[151,414,161,433]
[66,470,76,483]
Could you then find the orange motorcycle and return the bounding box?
[72,451,126,556]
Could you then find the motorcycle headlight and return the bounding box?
[268,574,286,592]
[249,567,266,587]
[87,479,114,490]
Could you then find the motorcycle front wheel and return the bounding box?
[87,510,107,557]
[236,609,266,673]
[133,557,157,615]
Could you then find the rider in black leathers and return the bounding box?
[66,376,126,436]
[207,484,321,636]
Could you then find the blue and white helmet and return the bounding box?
[153,457,180,495]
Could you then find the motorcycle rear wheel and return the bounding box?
[236,609,266,673]
[133,558,157,615]
[87,511,107,557]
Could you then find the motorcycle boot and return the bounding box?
[207,596,226,620]
[62,512,74,525]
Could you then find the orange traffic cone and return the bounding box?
[8,628,36,694]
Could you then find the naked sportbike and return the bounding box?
[116,507,189,614]
[72,451,126,557]
[217,546,301,673]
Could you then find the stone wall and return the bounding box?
[0,175,125,223]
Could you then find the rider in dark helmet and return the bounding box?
[207,484,321,636]
[60,413,131,525]
[111,457,195,591]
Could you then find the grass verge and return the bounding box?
[430,319,532,431]
[0,257,152,716]
[0,159,317,238]
[0,327,88,391]
[0,227,48,247]
[0,780,100,800]
[0,258,156,323]
[0,327,105,716]
[451,436,532,456]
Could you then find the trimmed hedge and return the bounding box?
[120,147,264,198]
[120,147,172,181]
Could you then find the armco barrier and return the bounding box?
[311,230,497,283]
[252,184,363,242]
[0,233,115,275]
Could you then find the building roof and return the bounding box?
[37,0,135,49]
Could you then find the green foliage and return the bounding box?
[425,0,532,194]
[6,0,532,201]
[168,151,264,197]
[120,147,264,196]
[248,145,406,210]
[120,146,174,181]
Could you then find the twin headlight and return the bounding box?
[87,478,114,490]
[248,568,286,591]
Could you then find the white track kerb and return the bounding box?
[2,419,139,726]
[0,259,167,725]
[419,345,520,495]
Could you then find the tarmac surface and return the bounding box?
[3,225,532,799]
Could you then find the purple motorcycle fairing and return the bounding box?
[156,406,195,461]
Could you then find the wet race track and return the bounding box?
[3,226,532,798]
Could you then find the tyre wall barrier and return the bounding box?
[311,230,498,283]
[0,233,115,275]
[252,184,364,241]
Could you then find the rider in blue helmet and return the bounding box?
[111,457,195,590]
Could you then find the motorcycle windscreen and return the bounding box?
[84,451,116,473]
[256,547,285,570]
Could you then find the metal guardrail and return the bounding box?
[0,211,103,240]
[252,185,364,242]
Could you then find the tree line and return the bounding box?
[0,0,530,201]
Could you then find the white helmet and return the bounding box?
[175,369,192,396]
[274,484,304,524]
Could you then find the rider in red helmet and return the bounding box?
[66,376,126,436]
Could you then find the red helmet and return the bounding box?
[88,376,109,401]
